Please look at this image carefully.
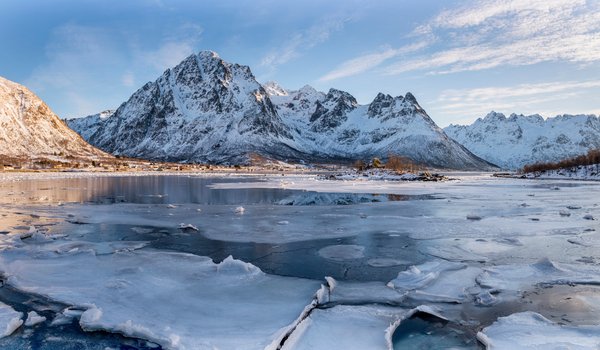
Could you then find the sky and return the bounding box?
[1,0,599,127]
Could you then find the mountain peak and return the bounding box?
[404,92,418,104]
[263,81,288,96]
[197,50,220,59]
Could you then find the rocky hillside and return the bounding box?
[444,111,600,169]
[0,76,109,163]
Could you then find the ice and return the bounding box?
[477,258,600,292]
[317,278,405,305]
[282,305,444,350]
[178,223,198,232]
[387,261,481,303]
[234,206,245,214]
[0,241,322,349]
[478,312,600,349]
[367,258,410,267]
[24,311,46,326]
[317,245,365,261]
[0,302,22,338]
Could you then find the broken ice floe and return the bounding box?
[282,304,446,350]
[234,206,245,214]
[0,243,321,349]
[477,311,600,349]
[0,302,22,338]
[24,311,46,326]
[178,223,199,232]
[387,260,481,304]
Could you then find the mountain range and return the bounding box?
[0,76,108,163]
[67,51,494,170]
[444,111,600,169]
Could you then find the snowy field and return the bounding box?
[0,172,599,349]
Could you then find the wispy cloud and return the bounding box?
[260,17,347,70]
[384,0,600,75]
[431,80,600,124]
[318,41,428,82]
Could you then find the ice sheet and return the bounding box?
[477,258,600,292]
[282,305,445,350]
[478,312,600,349]
[0,241,322,349]
[387,261,481,304]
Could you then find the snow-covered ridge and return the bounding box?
[67,51,494,170]
[0,76,109,160]
[444,111,600,170]
[66,110,115,141]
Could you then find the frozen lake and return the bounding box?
[0,173,599,349]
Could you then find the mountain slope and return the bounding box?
[0,76,109,161]
[268,86,495,169]
[71,51,298,164]
[68,51,494,170]
[444,111,600,169]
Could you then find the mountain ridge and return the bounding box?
[0,76,110,163]
[67,50,495,170]
[444,111,600,169]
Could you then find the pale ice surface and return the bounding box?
[0,302,22,338]
[0,238,322,350]
[478,311,600,349]
[282,305,412,350]
[24,311,46,326]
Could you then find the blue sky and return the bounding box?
[1,0,599,126]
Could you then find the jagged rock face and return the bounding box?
[73,52,296,164]
[69,51,494,170]
[267,84,494,169]
[0,76,108,160]
[444,111,600,169]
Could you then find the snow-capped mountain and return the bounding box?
[66,110,115,141]
[444,111,600,169]
[68,51,494,169]
[0,76,108,161]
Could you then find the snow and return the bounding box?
[0,241,322,350]
[477,312,600,349]
[0,302,22,338]
[445,111,600,170]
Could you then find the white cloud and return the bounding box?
[318,41,428,82]
[260,17,346,69]
[383,0,600,75]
